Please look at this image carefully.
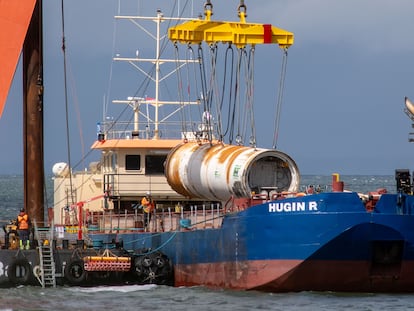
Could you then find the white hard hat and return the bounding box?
[146,191,151,196]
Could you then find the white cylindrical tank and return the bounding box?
[165,142,300,201]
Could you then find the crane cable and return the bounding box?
[234,47,246,145]
[174,42,187,137]
[247,46,256,148]
[207,43,219,143]
[219,44,235,141]
[60,0,76,206]
[272,48,289,149]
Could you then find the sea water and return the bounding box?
[1,174,412,311]
[2,283,414,311]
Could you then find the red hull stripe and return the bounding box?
[174,259,302,290]
[174,259,414,292]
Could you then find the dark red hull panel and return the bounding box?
[175,259,414,292]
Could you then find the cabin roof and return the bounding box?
[91,139,184,150]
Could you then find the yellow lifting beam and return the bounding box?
[168,9,294,48]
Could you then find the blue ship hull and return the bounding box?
[92,192,414,292]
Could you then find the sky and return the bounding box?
[2,0,414,176]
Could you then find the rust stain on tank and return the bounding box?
[165,143,192,197]
[201,144,245,198]
[198,143,221,198]
[200,144,252,196]
[201,143,224,163]
[176,142,207,198]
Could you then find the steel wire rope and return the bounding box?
[174,43,202,138]
[110,10,165,138]
[247,46,256,148]
[153,0,195,138]
[206,43,219,143]
[104,0,121,123]
[232,48,244,145]
[197,44,210,129]
[173,43,188,138]
[220,45,235,141]
[207,44,218,113]
[177,0,198,136]
[77,3,186,152]
[239,47,256,147]
[147,0,192,137]
[272,48,289,149]
[62,0,189,163]
[55,2,123,201]
[53,0,102,217]
[101,2,192,191]
[194,45,205,131]
[172,43,199,139]
[103,4,175,142]
[52,100,146,208]
[176,43,205,137]
[151,0,193,137]
[112,65,155,141]
[95,10,159,197]
[59,0,75,206]
[240,47,251,145]
[197,43,211,142]
[186,45,200,134]
[227,50,240,145]
[57,0,144,183]
[55,0,120,185]
[53,2,193,208]
[236,49,243,144]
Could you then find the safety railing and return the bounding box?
[59,203,224,237]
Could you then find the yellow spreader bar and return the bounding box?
[168,11,294,48]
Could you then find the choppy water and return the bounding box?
[0,174,411,311]
[2,284,414,311]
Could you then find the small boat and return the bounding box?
[2,0,414,292]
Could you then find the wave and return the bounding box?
[67,284,157,293]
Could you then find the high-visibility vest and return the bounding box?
[141,197,154,213]
[17,214,29,230]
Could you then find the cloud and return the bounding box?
[245,0,414,54]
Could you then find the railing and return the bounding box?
[99,120,217,141]
[61,203,224,236]
[0,204,226,249]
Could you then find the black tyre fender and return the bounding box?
[142,255,152,268]
[154,256,166,268]
[64,259,87,285]
[8,258,32,285]
[133,257,144,276]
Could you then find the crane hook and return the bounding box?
[238,0,247,17]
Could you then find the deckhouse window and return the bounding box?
[145,155,166,175]
[125,155,141,171]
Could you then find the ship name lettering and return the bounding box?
[268,201,318,213]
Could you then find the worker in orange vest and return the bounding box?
[141,192,155,230]
[17,208,30,250]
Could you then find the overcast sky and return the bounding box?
[2,0,414,176]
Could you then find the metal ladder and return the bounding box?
[33,221,56,288]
